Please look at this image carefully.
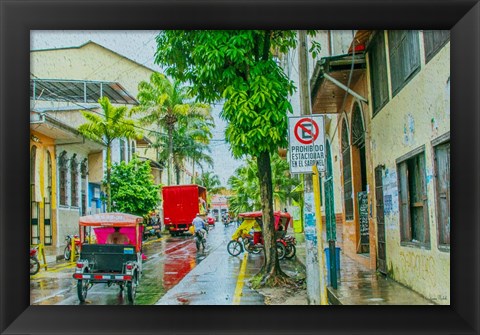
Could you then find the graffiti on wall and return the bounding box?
[382,168,399,217]
[403,114,415,145]
[399,251,436,282]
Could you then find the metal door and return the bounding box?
[325,142,336,241]
[375,166,387,274]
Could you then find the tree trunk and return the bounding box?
[106,143,112,212]
[256,150,288,286]
[167,126,173,185]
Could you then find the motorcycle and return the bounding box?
[64,234,82,260]
[194,229,207,251]
[142,221,162,241]
[284,234,297,259]
[227,232,287,259]
[30,246,40,275]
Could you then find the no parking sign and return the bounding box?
[288,115,325,174]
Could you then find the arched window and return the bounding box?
[58,151,68,206]
[131,140,136,158]
[352,103,367,192]
[44,150,53,245]
[70,154,78,207]
[341,118,354,220]
[120,139,126,162]
[80,158,88,215]
[30,146,40,244]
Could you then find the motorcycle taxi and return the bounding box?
[72,213,144,304]
[226,211,293,259]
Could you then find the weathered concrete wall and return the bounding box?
[88,152,103,184]
[369,38,450,304]
[57,207,81,248]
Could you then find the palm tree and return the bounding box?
[197,171,222,194]
[172,113,214,184]
[133,72,212,185]
[78,97,140,212]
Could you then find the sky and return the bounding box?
[31,30,243,186]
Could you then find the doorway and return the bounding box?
[375,165,387,274]
[351,103,369,254]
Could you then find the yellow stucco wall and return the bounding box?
[31,42,154,98]
[369,37,450,304]
[30,131,58,247]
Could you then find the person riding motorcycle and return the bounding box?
[192,213,208,241]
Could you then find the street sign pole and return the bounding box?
[312,164,328,305]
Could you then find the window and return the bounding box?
[434,138,450,248]
[388,30,421,96]
[329,30,355,56]
[120,139,125,162]
[423,30,450,63]
[341,119,354,220]
[70,154,78,207]
[81,159,88,216]
[58,151,68,206]
[369,31,389,116]
[397,148,430,246]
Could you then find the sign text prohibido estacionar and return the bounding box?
[288,115,325,174]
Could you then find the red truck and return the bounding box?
[162,185,208,236]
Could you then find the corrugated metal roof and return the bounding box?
[31,78,138,105]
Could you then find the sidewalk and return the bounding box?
[293,233,435,305]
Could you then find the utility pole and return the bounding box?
[298,30,328,305]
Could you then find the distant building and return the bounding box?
[29,41,181,253]
[210,194,229,222]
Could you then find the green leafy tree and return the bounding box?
[228,154,299,216]
[155,30,313,287]
[110,157,160,216]
[78,97,140,212]
[133,72,212,185]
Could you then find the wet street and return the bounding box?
[30,223,301,305]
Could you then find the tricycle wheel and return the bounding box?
[126,277,136,304]
[285,244,296,259]
[77,279,88,302]
[227,240,243,257]
[276,242,286,260]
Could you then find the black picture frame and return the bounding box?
[1,1,478,334]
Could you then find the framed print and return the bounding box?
[1,0,479,334]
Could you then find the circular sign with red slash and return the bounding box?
[294,118,320,144]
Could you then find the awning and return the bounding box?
[31,78,139,105]
[310,52,367,114]
[30,112,105,152]
[138,156,164,170]
[136,136,152,147]
[79,213,143,227]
